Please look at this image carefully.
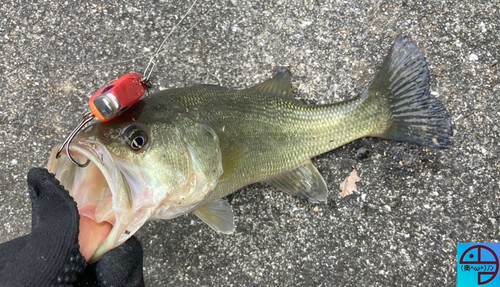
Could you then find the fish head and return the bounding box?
[47,100,222,263]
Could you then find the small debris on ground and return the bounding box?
[339,168,361,198]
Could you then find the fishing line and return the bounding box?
[142,0,199,82]
[87,2,214,70]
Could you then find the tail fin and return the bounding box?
[369,37,453,149]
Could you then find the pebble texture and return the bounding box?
[0,0,498,286]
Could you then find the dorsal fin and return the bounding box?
[247,67,293,98]
[262,161,328,204]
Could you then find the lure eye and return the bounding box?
[122,125,149,151]
[93,93,121,120]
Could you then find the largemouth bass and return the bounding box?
[47,37,452,263]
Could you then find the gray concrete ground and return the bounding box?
[1,0,499,286]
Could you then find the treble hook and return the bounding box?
[55,111,95,167]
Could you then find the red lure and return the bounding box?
[55,74,151,167]
[89,73,151,122]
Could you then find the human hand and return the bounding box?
[0,168,144,287]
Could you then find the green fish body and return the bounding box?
[48,37,452,262]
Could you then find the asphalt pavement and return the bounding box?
[0,0,499,286]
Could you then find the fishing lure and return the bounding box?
[55,0,201,167]
[54,73,151,167]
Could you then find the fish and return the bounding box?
[47,37,453,263]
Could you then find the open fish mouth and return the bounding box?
[47,139,152,263]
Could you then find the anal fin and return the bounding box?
[263,161,328,204]
[193,199,235,234]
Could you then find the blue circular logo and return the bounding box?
[459,245,499,285]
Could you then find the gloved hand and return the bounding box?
[0,168,145,287]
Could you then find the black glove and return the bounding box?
[0,168,145,287]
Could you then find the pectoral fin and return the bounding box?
[263,161,328,204]
[248,67,293,98]
[193,199,235,234]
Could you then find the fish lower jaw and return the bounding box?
[78,213,113,262]
[78,202,116,261]
[47,143,127,262]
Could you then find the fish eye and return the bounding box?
[122,125,149,151]
[130,135,145,150]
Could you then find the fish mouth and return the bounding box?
[47,139,152,263]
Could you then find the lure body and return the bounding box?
[89,73,150,122]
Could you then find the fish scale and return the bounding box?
[156,86,382,200]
